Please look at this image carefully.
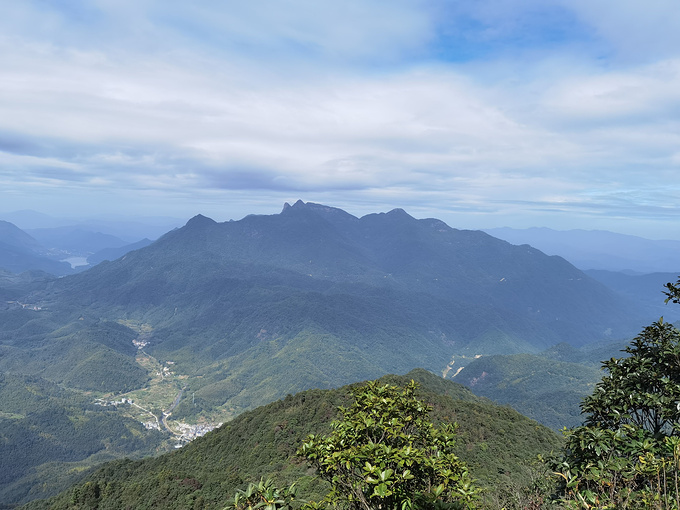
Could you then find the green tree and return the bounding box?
[665,279,680,306]
[298,380,478,510]
[556,319,680,508]
[225,478,297,510]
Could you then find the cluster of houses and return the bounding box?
[94,397,133,407]
[132,337,149,349]
[5,300,42,311]
[172,422,223,447]
[176,421,222,439]
[95,396,220,446]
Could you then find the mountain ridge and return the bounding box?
[55,201,640,348]
[0,201,653,506]
[9,200,642,426]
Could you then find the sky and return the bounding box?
[1,0,679,238]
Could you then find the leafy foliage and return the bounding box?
[581,320,680,435]
[299,380,479,510]
[225,478,298,510]
[556,319,680,508]
[665,279,680,306]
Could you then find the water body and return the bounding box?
[61,257,89,268]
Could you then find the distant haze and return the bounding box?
[486,227,680,274]
[2,209,679,276]
[0,210,183,242]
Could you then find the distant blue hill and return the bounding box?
[1,209,183,240]
[0,221,73,275]
[485,227,680,273]
[584,269,680,322]
[87,238,154,266]
[26,226,128,256]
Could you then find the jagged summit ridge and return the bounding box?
[281,200,358,220]
[279,201,425,230]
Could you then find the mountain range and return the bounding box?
[1,201,655,416]
[486,226,680,273]
[36,202,645,399]
[0,200,674,506]
[0,209,182,240]
[0,219,158,275]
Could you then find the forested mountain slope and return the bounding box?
[22,370,562,510]
[454,352,603,429]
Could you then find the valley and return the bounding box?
[94,333,224,444]
[0,201,678,507]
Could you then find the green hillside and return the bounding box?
[452,352,606,429]
[0,373,166,506]
[22,370,562,510]
[0,316,149,393]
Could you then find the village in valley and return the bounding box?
[94,326,224,447]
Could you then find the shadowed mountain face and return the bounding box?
[59,200,638,335]
[33,202,640,389]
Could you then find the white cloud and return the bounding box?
[540,59,680,125]
[0,0,679,236]
[563,0,680,62]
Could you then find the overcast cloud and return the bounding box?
[0,0,679,237]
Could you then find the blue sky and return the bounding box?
[1,0,679,238]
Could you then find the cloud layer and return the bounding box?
[1,0,678,237]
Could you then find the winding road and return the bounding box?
[161,386,187,434]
